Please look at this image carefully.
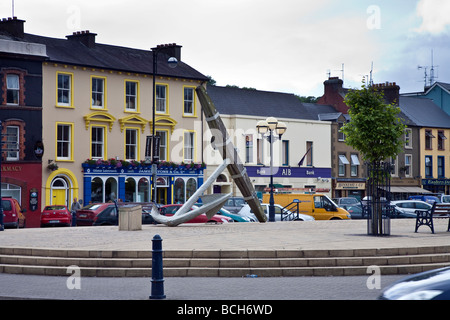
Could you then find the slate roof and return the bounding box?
[206,85,319,121]
[399,96,450,128]
[0,32,208,81]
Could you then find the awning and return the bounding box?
[388,186,432,194]
[351,154,360,166]
[339,155,349,165]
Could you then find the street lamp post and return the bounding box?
[257,117,287,222]
[151,47,178,204]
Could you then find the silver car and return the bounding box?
[390,200,431,218]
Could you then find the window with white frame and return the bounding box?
[389,156,398,176]
[6,74,20,105]
[156,131,167,161]
[338,122,346,141]
[125,81,138,111]
[404,154,412,177]
[338,154,349,176]
[350,154,360,177]
[91,126,105,159]
[57,73,72,106]
[91,77,105,108]
[184,87,194,115]
[245,134,254,163]
[57,124,72,160]
[125,129,138,160]
[405,128,412,148]
[184,131,195,162]
[6,126,19,161]
[156,84,167,113]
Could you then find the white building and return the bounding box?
[204,86,332,197]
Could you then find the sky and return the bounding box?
[1,0,449,97]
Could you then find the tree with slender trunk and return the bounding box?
[341,81,406,235]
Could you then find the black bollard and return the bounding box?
[149,234,166,299]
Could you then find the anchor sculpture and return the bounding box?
[150,86,266,226]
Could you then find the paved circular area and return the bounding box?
[0,219,449,251]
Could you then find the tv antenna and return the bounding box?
[418,50,438,89]
[12,0,15,17]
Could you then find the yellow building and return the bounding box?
[31,30,207,208]
[420,127,450,194]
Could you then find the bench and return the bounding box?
[415,202,450,234]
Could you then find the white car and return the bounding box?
[390,200,431,218]
[238,203,315,221]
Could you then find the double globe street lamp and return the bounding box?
[256,117,287,222]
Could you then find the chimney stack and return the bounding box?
[152,43,182,61]
[323,77,344,97]
[66,30,97,48]
[0,17,25,38]
[373,82,400,106]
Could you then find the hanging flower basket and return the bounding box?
[47,162,59,171]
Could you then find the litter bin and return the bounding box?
[119,205,142,231]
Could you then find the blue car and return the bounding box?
[379,267,450,300]
[408,195,440,204]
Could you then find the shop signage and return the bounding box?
[336,182,366,190]
[1,165,22,172]
[422,179,450,186]
[247,166,331,179]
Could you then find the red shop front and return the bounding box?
[1,162,42,228]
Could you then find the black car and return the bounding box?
[379,267,450,300]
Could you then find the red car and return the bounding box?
[76,203,113,226]
[40,205,71,227]
[159,204,233,224]
[1,197,26,228]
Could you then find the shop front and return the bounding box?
[334,180,366,200]
[422,178,450,195]
[1,162,42,228]
[81,163,204,205]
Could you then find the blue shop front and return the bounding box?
[82,163,204,205]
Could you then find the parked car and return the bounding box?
[340,205,365,219]
[195,203,251,222]
[408,195,440,204]
[441,195,450,203]
[379,267,450,300]
[239,203,315,221]
[262,193,349,220]
[333,197,362,207]
[223,197,246,214]
[40,205,71,227]
[76,202,159,226]
[159,204,233,224]
[1,197,26,228]
[390,200,432,218]
[76,203,114,226]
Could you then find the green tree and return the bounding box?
[341,82,406,235]
[341,82,405,164]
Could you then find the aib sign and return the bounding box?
[248,166,330,178]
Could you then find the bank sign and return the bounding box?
[246,166,331,178]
